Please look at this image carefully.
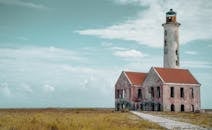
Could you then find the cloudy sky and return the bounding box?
[0,0,211,108]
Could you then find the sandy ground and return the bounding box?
[131,111,208,130]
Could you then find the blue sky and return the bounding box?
[0,0,211,108]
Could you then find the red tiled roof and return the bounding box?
[154,67,199,84]
[124,71,147,85]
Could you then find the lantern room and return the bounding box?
[166,9,177,23]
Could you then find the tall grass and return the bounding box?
[0,108,164,130]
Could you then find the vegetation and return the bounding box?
[0,108,164,130]
[144,111,212,129]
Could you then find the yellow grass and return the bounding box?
[144,111,212,129]
[0,108,164,130]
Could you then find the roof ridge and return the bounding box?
[123,71,132,85]
[152,67,165,83]
[123,71,147,74]
[186,69,200,85]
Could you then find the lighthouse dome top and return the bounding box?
[166,9,176,16]
[164,9,179,24]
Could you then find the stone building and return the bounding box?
[115,9,201,112]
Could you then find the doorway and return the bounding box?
[181,104,185,112]
[171,104,175,112]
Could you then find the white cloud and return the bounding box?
[0,46,83,62]
[0,0,48,10]
[114,49,144,58]
[80,79,89,89]
[21,83,33,93]
[185,51,197,55]
[111,46,127,51]
[0,46,120,107]
[0,82,11,97]
[101,42,113,47]
[123,55,162,71]
[76,0,212,47]
[43,84,55,92]
[60,64,95,74]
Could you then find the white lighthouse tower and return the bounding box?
[162,9,180,68]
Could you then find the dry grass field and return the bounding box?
[144,111,212,129]
[0,108,164,130]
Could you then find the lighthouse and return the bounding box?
[162,9,181,68]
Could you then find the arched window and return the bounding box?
[171,104,175,111]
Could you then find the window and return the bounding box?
[164,30,167,36]
[181,104,185,112]
[116,90,119,98]
[176,50,178,55]
[123,89,126,98]
[138,89,142,99]
[151,87,154,98]
[164,40,167,46]
[176,60,179,66]
[140,104,143,110]
[157,86,160,98]
[158,104,161,111]
[167,17,172,22]
[180,88,184,98]
[116,103,120,111]
[121,103,124,109]
[151,103,154,111]
[170,87,174,97]
[171,104,175,111]
[120,89,124,98]
[191,105,194,112]
[191,88,194,98]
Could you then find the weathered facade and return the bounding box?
[114,9,201,112]
[115,67,201,112]
[115,71,146,111]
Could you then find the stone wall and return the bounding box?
[115,72,132,110]
[163,84,200,112]
[142,67,163,111]
[115,72,144,110]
